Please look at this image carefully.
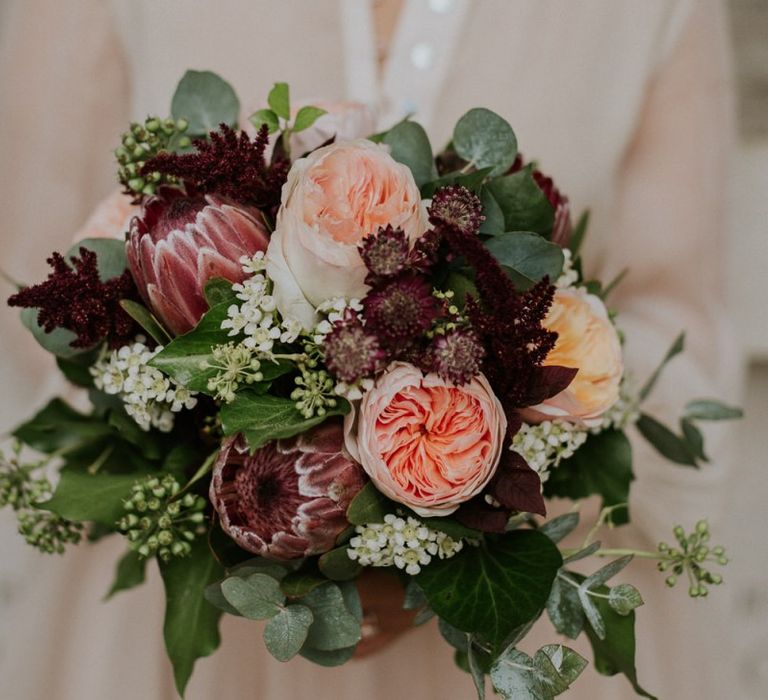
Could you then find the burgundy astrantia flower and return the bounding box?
[323,311,386,384]
[142,124,289,214]
[510,155,571,247]
[210,422,366,560]
[358,225,410,283]
[363,275,439,347]
[428,185,485,236]
[7,247,139,349]
[126,186,270,335]
[427,328,485,386]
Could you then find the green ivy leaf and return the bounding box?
[119,300,171,345]
[38,469,145,525]
[485,231,564,288]
[416,531,562,649]
[13,398,111,453]
[318,546,362,581]
[159,537,224,696]
[267,82,290,120]
[485,168,555,235]
[220,392,350,452]
[453,108,517,176]
[345,482,392,525]
[544,430,633,525]
[608,584,644,616]
[683,399,743,421]
[56,351,98,388]
[639,333,685,402]
[383,120,437,186]
[171,70,240,135]
[301,582,362,651]
[293,106,328,133]
[263,604,314,661]
[636,414,698,467]
[221,573,285,620]
[249,108,280,134]
[105,549,147,600]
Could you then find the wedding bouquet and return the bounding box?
[2,71,741,699]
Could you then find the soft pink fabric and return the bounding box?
[345,362,506,516]
[73,188,136,242]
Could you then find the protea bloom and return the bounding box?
[210,422,366,560]
[126,187,270,335]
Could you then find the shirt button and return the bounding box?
[410,42,434,70]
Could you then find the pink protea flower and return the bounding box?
[210,422,366,560]
[126,187,270,335]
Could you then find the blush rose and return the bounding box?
[344,362,507,517]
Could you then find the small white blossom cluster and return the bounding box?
[91,338,197,432]
[312,297,363,344]
[556,248,580,289]
[221,253,303,355]
[595,374,640,432]
[510,420,588,483]
[347,514,464,575]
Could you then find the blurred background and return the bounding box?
[0,0,765,696]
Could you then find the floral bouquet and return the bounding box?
[2,72,742,698]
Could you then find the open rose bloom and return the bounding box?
[8,73,738,694]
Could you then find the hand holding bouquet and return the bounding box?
[2,72,741,698]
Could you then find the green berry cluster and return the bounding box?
[115,117,190,198]
[0,442,82,554]
[291,364,338,419]
[117,475,206,562]
[657,520,727,598]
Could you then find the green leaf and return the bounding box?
[171,70,240,135]
[485,232,564,288]
[267,82,290,120]
[583,555,633,590]
[203,277,236,306]
[568,210,590,257]
[636,413,698,467]
[479,186,505,235]
[293,106,328,133]
[38,470,144,525]
[485,168,555,235]
[544,430,633,526]
[13,398,110,453]
[159,537,224,696]
[546,574,585,639]
[221,573,285,620]
[538,645,588,689]
[281,571,328,598]
[420,167,494,199]
[608,584,644,616]
[249,108,280,134]
[639,332,685,402]
[67,238,128,281]
[539,513,580,544]
[578,577,657,699]
[416,531,562,649]
[119,300,171,345]
[299,644,357,667]
[345,481,392,525]
[490,644,586,699]
[318,546,362,581]
[453,108,517,176]
[263,604,314,662]
[467,638,487,699]
[562,541,600,565]
[427,517,481,541]
[302,582,361,651]
[680,418,708,462]
[220,392,350,452]
[383,120,437,187]
[105,549,147,599]
[683,399,743,421]
[20,308,82,358]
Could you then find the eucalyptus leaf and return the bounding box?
[538,645,588,689]
[20,308,82,358]
[420,167,494,198]
[485,168,555,235]
[220,393,349,452]
[578,588,606,640]
[318,546,361,581]
[105,549,146,600]
[467,638,487,699]
[479,186,505,235]
[66,238,128,281]
[299,644,357,667]
[383,120,437,186]
[417,531,562,648]
[159,537,224,696]
[268,82,290,120]
[171,70,240,135]
[683,399,743,421]
[583,555,633,590]
[302,582,361,651]
[263,604,314,662]
[546,574,585,639]
[608,584,644,616]
[680,418,708,462]
[293,106,328,133]
[281,571,328,598]
[639,332,685,402]
[490,645,576,700]
[453,108,517,176]
[249,108,280,134]
[485,232,564,287]
[636,413,698,467]
[221,573,285,620]
[562,541,601,564]
[539,513,580,544]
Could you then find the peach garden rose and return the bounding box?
[344,362,507,517]
[523,287,623,426]
[266,139,427,329]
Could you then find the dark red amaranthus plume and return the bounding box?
[142,124,289,214]
[8,248,140,349]
[429,186,576,409]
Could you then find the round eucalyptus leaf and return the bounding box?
[453,108,517,176]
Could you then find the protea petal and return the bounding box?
[126,187,270,335]
[210,422,367,560]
